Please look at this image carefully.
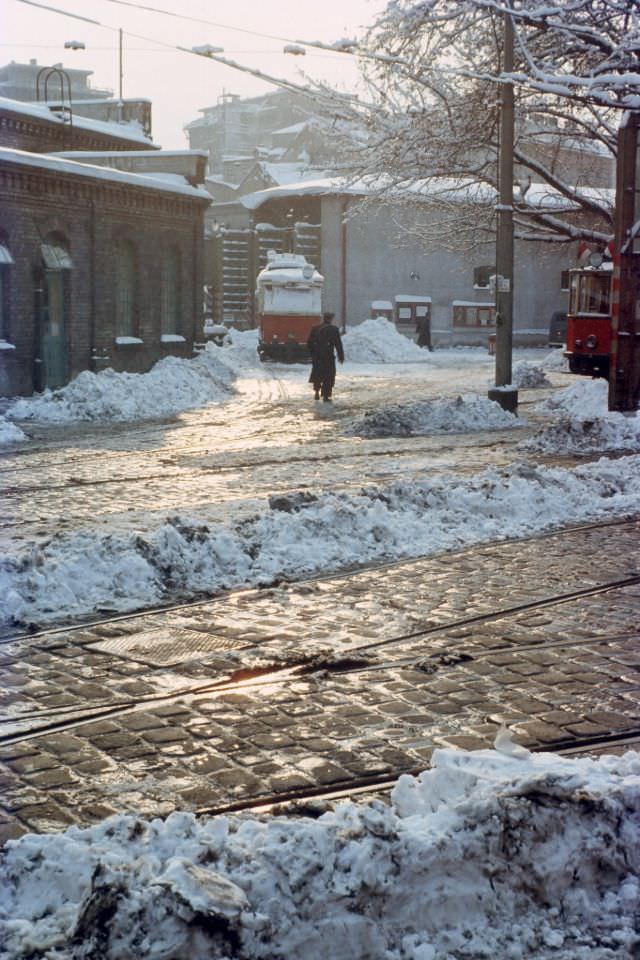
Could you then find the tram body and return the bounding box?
[564,267,613,379]
[256,252,324,362]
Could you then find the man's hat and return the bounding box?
[322,312,335,322]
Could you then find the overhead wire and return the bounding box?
[12,0,400,65]
[11,0,370,107]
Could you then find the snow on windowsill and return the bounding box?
[0,339,16,350]
[115,336,143,345]
[161,334,186,343]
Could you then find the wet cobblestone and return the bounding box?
[0,517,638,840]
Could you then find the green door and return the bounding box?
[40,269,67,389]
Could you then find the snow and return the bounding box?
[3,334,640,955]
[511,359,551,388]
[0,95,152,145]
[0,415,25,445]
[0,148,211,200]
[2,454,639,628]
[1,746,638,959]
[518,379,640,455]
[345,394,523,437]
[5,343,240,423]
[395,295,432,303]
[343,317,427,362]
[535,378,609,418]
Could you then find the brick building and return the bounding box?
[0,98,210,397]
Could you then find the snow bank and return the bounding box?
[540,348,569,372]
[1,747,638,960]
[5,344,239,424]
[0,416,26,444]
[345,394,523,438]
[519,415,640,455]
[520,378,640,455]
[535,378,608,418]
[511,360,551,389]
[3,455,640,629]
[218,327,262,372]
[344,317,429,363]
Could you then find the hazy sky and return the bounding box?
[4,0,384,148]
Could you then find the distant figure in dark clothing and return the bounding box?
[416,313,432,350]
[307,312,344,401]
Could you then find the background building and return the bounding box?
[0,88,209,397]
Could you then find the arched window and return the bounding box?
[160,246,181,336]
[115,240,136,338]
[37,233,72,389]
[0,232,14,342]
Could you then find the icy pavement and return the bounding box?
[2,454,640,629]
[1,746,638,959]
[1,332,637,631]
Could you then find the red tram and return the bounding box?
[256,252,324,362]
[564,266,613,379]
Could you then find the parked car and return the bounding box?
[548,311,567,347]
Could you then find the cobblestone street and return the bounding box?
[2,517,639,843]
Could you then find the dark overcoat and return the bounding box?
[307,322,344,388]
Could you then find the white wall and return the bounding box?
[320,196,570,345]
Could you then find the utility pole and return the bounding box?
[119,28,124,101]
[488,3,518,413]
[608,111,640,412]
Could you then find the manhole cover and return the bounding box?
[90,628,250,666]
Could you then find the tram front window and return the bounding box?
[569,272,610,315]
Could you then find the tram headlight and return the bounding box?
[585,334,598,350]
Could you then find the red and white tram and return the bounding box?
[256,252,324,362]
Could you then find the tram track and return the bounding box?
[2,592,637,746]
[2,512,637,647]
[191,729,640,819]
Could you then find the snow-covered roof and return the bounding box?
[0,148,211,200]
[272,120,309,135]
[452,300,494,307]
[258,162,326,186]
[0,96,154,146]
[52,149,207,159]
[241,172,615,213]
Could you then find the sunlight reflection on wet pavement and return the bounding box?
[0,355,565,557]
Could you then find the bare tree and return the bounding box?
[315,0,638,249]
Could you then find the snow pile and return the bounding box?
[3,455,640,629]
[1,747,638,960]
[345,394,523,438]
[511,360,551,389]
[344,317,429,363]
[0,416,26,444]
[519,414,640,456]
[535,378,608,418]
[217,327,262,372]
[540,348,569,372]
[519,378,640,455]
[6,344,238,423]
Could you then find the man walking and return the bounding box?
[307,312,344,402]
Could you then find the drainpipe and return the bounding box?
[89,198,109,372]
[340,197,348,333]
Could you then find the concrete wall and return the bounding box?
[321,197,570,345]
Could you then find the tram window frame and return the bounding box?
[569,272,610,315]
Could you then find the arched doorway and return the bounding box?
[35,237,72,390]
